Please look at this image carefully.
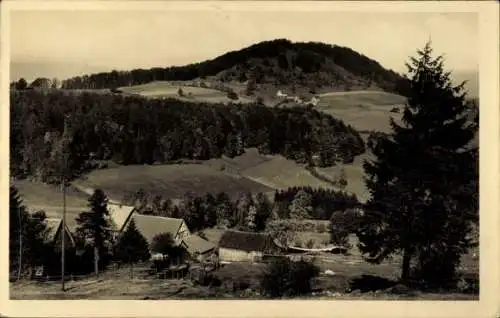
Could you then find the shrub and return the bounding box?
[305,239,315,249]
[260,259,320,298]
[227,90,239,100]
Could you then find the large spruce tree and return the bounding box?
[357,41,478,286]
[76,189,113,275]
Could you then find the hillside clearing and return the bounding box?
[12,180,89,230]
[315,90,405,134]
[241,155,335,190]
[118,81,254,104]
[73,163,273,203]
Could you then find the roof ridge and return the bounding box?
[134,213,183,222]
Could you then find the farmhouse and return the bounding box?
[218,230,283,263]
[109,204,215,261]
[121,213,191,245]
[45,218,76,248]
[182,234,216,262]
[108,203,136,233]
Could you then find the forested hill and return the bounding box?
[61,39,408,95]
[10,90,365,184]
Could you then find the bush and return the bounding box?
[260,259,319,298]
[305,239,315,249]
[227,90,239,100]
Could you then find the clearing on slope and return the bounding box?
[118,81,254,104]
[316,90,406,133]
[73,163,272,203]
[11,180,89,230]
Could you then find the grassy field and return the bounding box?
[73,163,273,203]
[316,90,406,134]
[12,180,89,230]
[241,155,335,190]
[119,81,254,104]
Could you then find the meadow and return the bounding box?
[316,90,405,133]
[118,81,254,104]
[73,163,273,203]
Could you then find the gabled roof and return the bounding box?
[45,217,75,247]
[183,235,216,255]
[129,213,185,244]
[108,204,135,232]
[218,230,281,253]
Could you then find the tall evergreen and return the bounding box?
[113,218,150,277]
[76,189,113,274]
[357,41,478,286]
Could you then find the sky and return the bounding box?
[10,9,478,82]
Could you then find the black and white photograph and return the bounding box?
[1,1,499,317]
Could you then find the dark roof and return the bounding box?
[218,230,281,253]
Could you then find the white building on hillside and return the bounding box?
[276,90,288,98]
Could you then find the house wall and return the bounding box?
[219,247,263,263]
[176,222,191,242]
[54,228,74,248]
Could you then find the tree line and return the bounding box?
[10,90,365,184]
[58,39,407,95]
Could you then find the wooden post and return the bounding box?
[94,246,99,276]
[61,178,66,291]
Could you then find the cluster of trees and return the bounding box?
[272,186,360,220]
[59,39,407,95]
[130,189,273,233]
[10,90,365,184]
[9,186,55,278]
[10,77,60,90]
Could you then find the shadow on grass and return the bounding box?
[347,272,479,296]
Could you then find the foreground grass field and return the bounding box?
[10,246,478,300]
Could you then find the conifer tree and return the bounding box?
[289,190,313,219]
[113,218,150,278]
[9,186,50,278]
[76,189,113,275]
[357,41,478,286]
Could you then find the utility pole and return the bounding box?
[61,116,69,292]
[61,173,66,291]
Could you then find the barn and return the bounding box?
[218,230,283,263]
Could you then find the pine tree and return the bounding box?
[76,189,113,275]
[357,41,478,286]
[151,232,175,257]
[113,218,150,278]
[9,186,27,276]
[255,192,272,231]
[289,190,313,219]
[215,192,233,228]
